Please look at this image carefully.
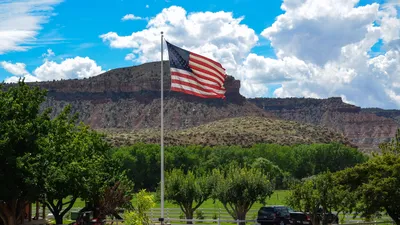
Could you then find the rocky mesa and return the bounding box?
[31,61,271,130]
[249,97,400,152]
[14,61,400,152]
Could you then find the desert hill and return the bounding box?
[12,61,400,152]
[249,98,399,152]
[103,116,351,148]
[31,62,272,130]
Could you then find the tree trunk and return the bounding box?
[237,210,247,225]
[0,199,24,225]
[46,201,63,225]
[54,213,63,225]
[47,198,77,225]
[310,213,320,225]
[185,210,194,224]
[0,208,18,225]
[5,215,18,225]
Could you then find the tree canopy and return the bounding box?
[164,169,213,222]
[0,82,50,225]
[0,81,132,225]
[212,166,273,225]
[337,150,400,224]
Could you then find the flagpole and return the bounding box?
[160,31,165,225]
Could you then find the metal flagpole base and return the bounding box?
[158,217,164,225]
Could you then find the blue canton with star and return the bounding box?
[166,41,193,73]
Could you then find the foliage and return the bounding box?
[251,157,290,189]
[113,143,367,191]
[33,105,128,224]
[97,181,134,219]
[337,147,400,224]
[379,128,400,155]
[0,81,130,225]
[195,210,205,220]
[212,166,273,225]
[164,169,213,222]
[105,116,349,148]
[124,190,155,225]
[286,172,355,225]
[0,81,50,225]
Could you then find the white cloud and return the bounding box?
[261,0,380,66]
[121,14,143,21]
[146,5,150,8]
[237,0,400,108]
[1,61,40,83]
[100,3,400,108]
[0,0,63,54]
[34,57,105,80]
[124,53,135,61]
[100,6,258,75]
[3,57,104,83]
[42,48,55,59]
[1,61,30,76]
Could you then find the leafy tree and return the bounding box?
[286,172,355,225]
[34,106,122,224]
[164,169,212,223]
[0,81,50,225]
[379,128,400,154]
[251,157,288,189]
[113,143,367,191]
[212,166,273,225]
[124,190,155,225]
[97,181,134,219]
[113,143,161,191]
[337,147,400,224]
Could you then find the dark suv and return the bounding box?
[257,206,312,225]
[257,206,292,225]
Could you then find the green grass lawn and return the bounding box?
[40,190,289,224]
[126,190,289,209]
[72,190,290,210]
[45,190,394,224]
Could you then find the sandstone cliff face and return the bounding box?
[249,97,399,152]
[35,62,270,130]
[18,62,400,152]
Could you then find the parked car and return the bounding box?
[257,206,313,225]
[288,211,312,225]
[257,206,292,225]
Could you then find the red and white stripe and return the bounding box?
[171,53,227,99]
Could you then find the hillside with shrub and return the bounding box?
[104,116,352,147]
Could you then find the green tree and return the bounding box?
[113,143,160,191]
[212,167,273,225]
[164,169,212,223]
[36,108,124,224]
[379,128,400,154]
[124,190,155,225]
[0,81,50,225]
[251,157,289,189]
[286,172,355,225]
[337,149,400,224]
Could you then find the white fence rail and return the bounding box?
[147,208,259,220]
[103,219,395,225]
[105,219,258,225]
[45,207,395,225]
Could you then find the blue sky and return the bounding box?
[0,0,400,108]
[0,0,284,74]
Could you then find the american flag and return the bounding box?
[166,41,227,99]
